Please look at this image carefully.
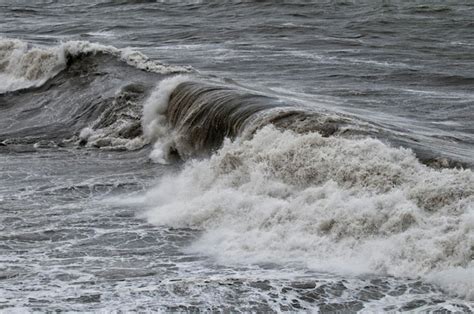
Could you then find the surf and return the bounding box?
[1,39,473,300]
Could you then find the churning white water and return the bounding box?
[143,125,473,299]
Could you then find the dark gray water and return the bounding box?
[1,1,473,312]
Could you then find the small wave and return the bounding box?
[78,83,149,151]
[409,5,453,14]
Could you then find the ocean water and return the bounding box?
[1,1,473,312]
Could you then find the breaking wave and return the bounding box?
[0,39,66,93]
[1,39,470,168]
[139,76,473,300]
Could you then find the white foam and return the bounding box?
[141,75,192,163]
[0,38,66,93]
[427,267,474,300]
[85,31,116,38]
[60,40,192,75]
[79,127,148,151]
[143,126,474,299]
[78,112,147,151]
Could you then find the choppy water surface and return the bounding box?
[1,1,473,312]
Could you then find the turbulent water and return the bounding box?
[1,1,473,312]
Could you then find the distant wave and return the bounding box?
[0,38,191,94]
[0,39,66,94]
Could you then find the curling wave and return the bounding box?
[1,40,470,168]
[142,77,383,163]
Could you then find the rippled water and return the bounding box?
[1,1,473,311]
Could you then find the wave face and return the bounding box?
[142,77,377,163]
[166,81,368,155]
[165,81,364,158]
[143,125,474,300]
